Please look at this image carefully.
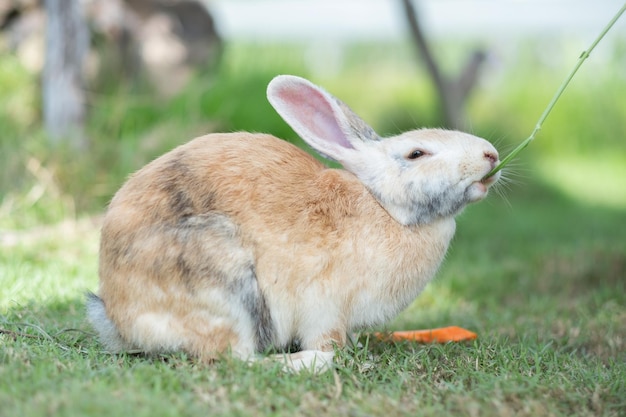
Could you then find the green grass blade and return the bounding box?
[484,2,626,178]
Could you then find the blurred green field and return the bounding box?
[1,38,625,416]
[1,39,625,225]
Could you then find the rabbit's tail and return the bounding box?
[86,292,130,352]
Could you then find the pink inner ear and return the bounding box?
[280,87,354,150]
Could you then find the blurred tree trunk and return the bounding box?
[43,0,89,148]
[400,0,486,129]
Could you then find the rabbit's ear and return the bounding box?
[267,75,380,162]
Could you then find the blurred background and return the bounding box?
[0,0,624,226]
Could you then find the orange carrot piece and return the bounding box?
[373,326,477,343]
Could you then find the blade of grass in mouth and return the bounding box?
[484,3,626,179]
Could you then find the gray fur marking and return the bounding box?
[370,182,468,225]
[335,98,380,143]
[230,265,275,352]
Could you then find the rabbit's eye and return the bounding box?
[407,149,425,160]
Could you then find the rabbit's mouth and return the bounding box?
[467,182,489,203]
[480,170,500,187]
[468,171,500,203]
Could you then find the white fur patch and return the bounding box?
[279,350,335,373]
[131,312,184,352]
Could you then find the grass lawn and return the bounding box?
[1,175,624,417]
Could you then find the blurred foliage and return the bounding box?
[0,38,625,228]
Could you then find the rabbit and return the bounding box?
[87,74,501,372]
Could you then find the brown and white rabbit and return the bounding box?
[87,75,501,371]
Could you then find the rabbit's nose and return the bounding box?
[483,151,498,167]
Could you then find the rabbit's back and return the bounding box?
[104,133,323,226]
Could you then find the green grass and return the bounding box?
[1,182,625,416]
[1,38,626,416]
